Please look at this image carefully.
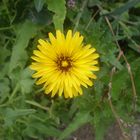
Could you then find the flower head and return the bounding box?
[30,30,99,98]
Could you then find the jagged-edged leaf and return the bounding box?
[3,108,36,127]
[9,20,37,72]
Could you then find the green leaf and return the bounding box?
[24,121,61,138]
[107,0,140,16]
[9,67,34,93]
[132,58,140,95]
[9,20,37,72]
[88,0,101,7]
[0,47,11,79]
[25,100,48,111]
[34,0,45,12]
[103,51,123,70]
[0,47,10,63]
[58,112,92,140]
[112,57,140,100]
[3,108,36,127]
[93,106,113,140]
[0,78,10,103]
[46,0,66,31]
[119,21,140,53]
[112,70,129,100]
[20,67,34,94]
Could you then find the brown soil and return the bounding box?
[66,123,140,140]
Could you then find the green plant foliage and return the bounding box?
[58,112,92,140]
[46,0,66,31]
[107,0,140,16]
[0,0,140,140]
[34,0,46,12]
[9,21,38,72]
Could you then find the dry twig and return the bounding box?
[107,52,131,140]
[104,16,138,140]
[105,16,137,113]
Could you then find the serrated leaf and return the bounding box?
[24,121,61,138]
[46,0,66,31]
[9,20,37,72]
[4,108,36,127]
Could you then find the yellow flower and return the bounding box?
[30,30,99,98]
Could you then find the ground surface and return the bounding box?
[65,123,140,140]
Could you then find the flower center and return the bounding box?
[57,56,72,72]
[61,60,69,67]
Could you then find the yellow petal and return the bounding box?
[48,32,56,45]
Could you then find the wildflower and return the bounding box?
[67,0,75,8]
[30,30,99,98]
